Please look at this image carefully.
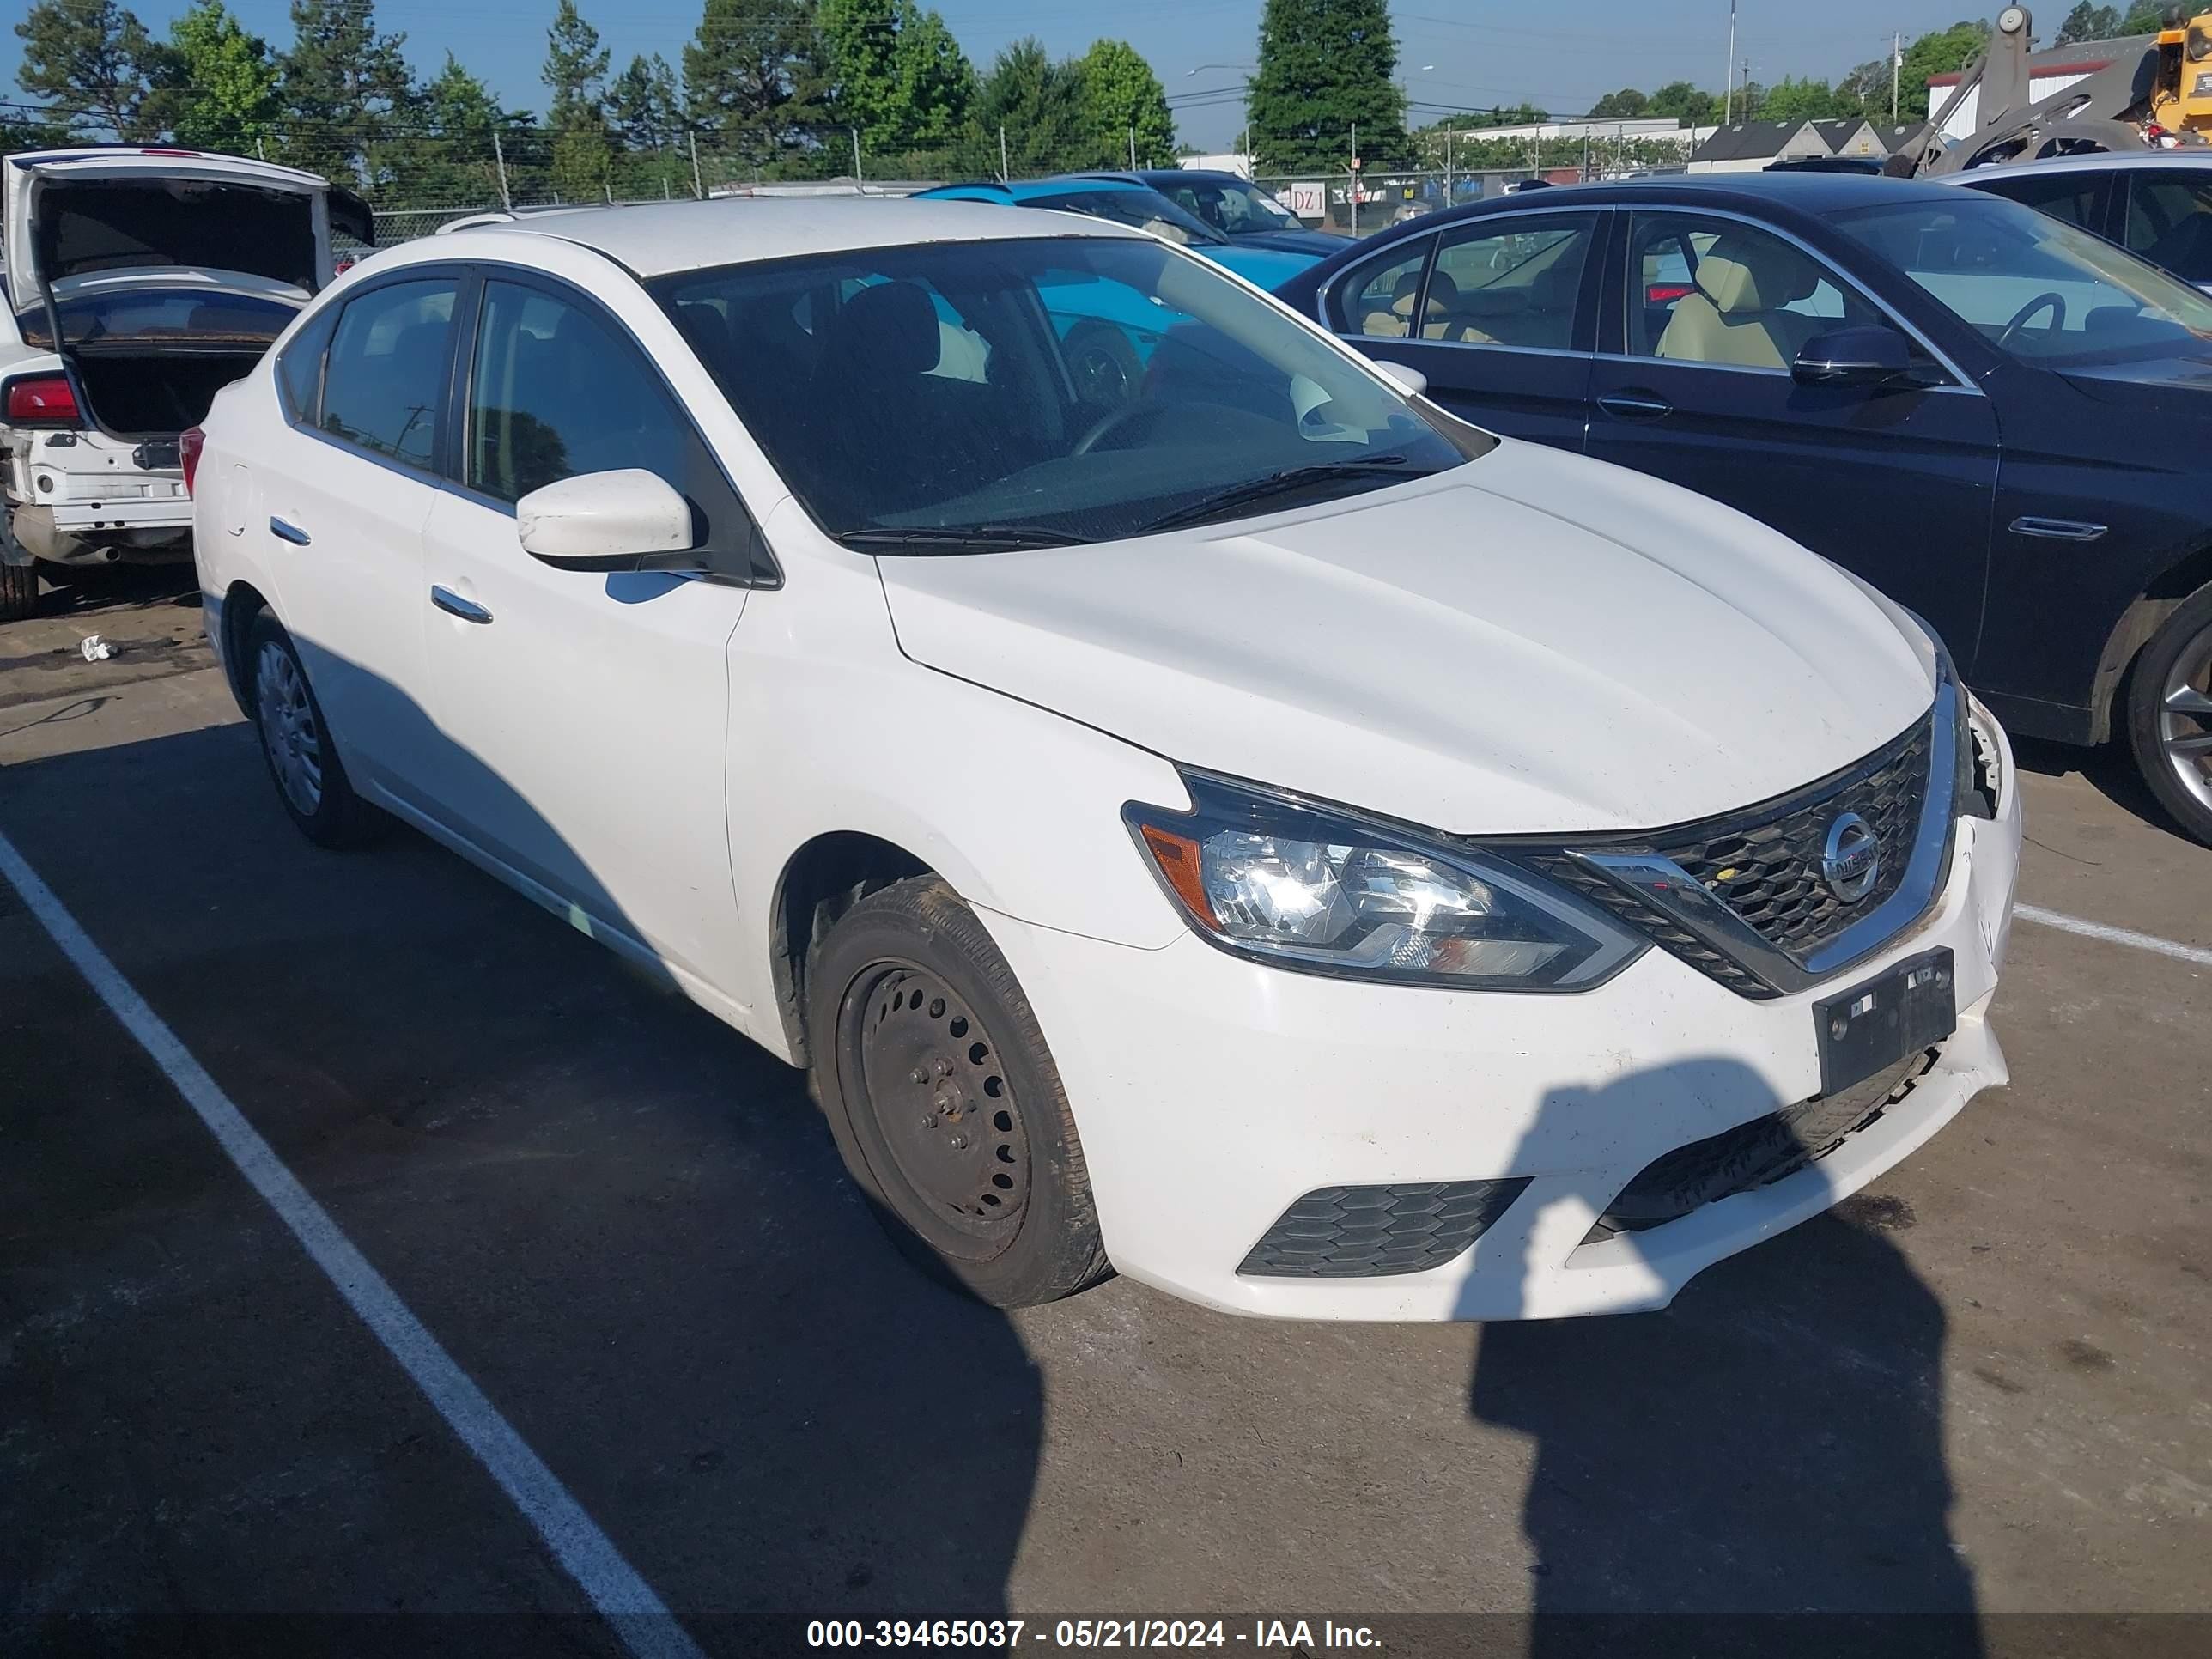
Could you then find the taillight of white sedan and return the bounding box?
[190,198,2021,1319]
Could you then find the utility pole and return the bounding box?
[1891,30,1903,122]
[492,124,512,210]
[1129,125,1138,168]
[1741,58,1752,117]
[689,131,703,199]
[999,125,1009,184]
[851,125,863,184]
[1349,120,1358,235]
[1724,0,1737,122]
[1444,125,1453,203]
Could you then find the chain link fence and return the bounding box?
[349,153,1695,253]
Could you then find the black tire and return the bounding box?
[807,875,1111,1308]
[0,561,37,623]
[245,611,387,849]
[2124,583,2212,847]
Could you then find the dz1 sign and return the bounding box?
[1284,180,1327,220]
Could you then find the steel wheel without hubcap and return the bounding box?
[842,962,1030,1260]
[256,638,324,817]
[2158,621,2212,820]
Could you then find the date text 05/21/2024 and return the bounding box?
[805,1619,1381,1649]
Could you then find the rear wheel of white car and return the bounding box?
[246,612,386,849]
[808,875,1110,1308]
[0,561,36,623]
[2126,585,2212,847]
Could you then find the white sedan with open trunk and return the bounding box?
[0,147,370,619]
[189,197,2021,1319]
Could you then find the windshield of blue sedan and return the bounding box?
[653,236,1479,549]
[1018,189,1230,246]
[1834,193,2212,367]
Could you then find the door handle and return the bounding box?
[1598,393,1673,421]
[269,516,311,545]
[430,585,494,624]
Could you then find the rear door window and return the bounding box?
[318,278,457,469]
[2122,171,2212,285]
[1974,171,2110,236]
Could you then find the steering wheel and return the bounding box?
[1072,398,1170,456]
[1998,290,2066,349]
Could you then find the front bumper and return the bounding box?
[983,720,2021,1322]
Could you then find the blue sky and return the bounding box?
[9,0,1997,148]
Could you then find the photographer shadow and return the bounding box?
[1463,1056,1980,1658]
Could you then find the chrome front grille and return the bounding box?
[1650,720,1929,957]
[1514,686,1959,1000]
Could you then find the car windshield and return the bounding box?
[1833,192,2212,367]
[654,235,1478,549]
[1021,188,1231,247]
[1168,178,1305,236]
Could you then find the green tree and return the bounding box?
[891,2,973,149]
[149,0,279,153]
[2119,1,2168,28]
[819,0,900,138]
[1588,88,1648,118]
[974,38,1085,175]
[818,0,971,160]
[277,0,416,185]
[386,51,504,204]
[2055,3,2121,44]
[1249,0,1413,173]
[684,0,826,166]
[1647,79,1720,125]
[1758,75,1841,123]
[607,52,687,193]
[1075,39,1173,168]
[544,0,612,199]
[15,0,162,140]
[1,104,76,154]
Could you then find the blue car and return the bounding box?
[1066,168,1349,259]
[911,177,1322,290]
[1276,171,2212,843]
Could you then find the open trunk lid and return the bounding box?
[4,149,373,340]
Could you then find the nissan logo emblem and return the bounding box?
[1821,811,1881,903]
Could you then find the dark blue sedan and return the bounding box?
[1274,172,2212,843]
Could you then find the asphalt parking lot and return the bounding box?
[3,568,2208,1654]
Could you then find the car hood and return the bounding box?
[876,441,1936,836]
[1229,228,1350,258]
[1195,242,1326,289]
[2057,352,2212,411]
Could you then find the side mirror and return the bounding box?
[1372,359,1429,398]
[515,469,696,572]
[1791,325,1914,390]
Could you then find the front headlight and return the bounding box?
[1123,773,1647,990]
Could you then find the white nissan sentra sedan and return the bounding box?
[188,198,2021,1320]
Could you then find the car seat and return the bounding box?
[1655,233,1824,368]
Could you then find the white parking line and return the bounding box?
[2015,903,2212,968]
[0,829,704,1659]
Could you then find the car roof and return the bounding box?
[1943,150,2212,182]
[416,194,1142,279]
[915,177,1132,203]
[1492,170,1960,213]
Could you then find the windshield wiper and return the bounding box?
[1133,456,1425,534]
[838,524,1091,551]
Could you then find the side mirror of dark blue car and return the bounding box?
[1792,325,1917,391]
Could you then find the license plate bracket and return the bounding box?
[1814,947,1956,1097]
